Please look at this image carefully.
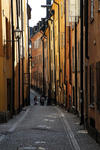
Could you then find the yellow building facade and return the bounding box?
[0,0,30,122]
[45,0,65,105]
[0,0,12,121]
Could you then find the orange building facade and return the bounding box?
[31,32,43,93]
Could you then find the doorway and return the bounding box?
[85,66,88,128]
[7,79,11,111]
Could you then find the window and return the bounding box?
[77,41,80,72]
[16,0,21,17]
[72,87,75,106]
[72,47,75,72]
[51,70,53,82]
[98,0,100,11]
[32,43,34,49]
[51,0,53,4]
[61,33,64,49]
[96,62,100,111]
[34,39,41,49]
[61,2,63,17]
[44,41,47,49]
[6,18,9,59]
[90,0,94,21]
[51,30,53,41]
[69,28,72,83]
[90,64,94,104]
[17,0,21,16]
[7,79,11,111]
[90,118,95,128]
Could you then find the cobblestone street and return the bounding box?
[0,90,99,150]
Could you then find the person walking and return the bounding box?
[34,96,37,105]
[40,95,45,106]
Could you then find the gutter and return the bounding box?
[75,22,77,113]
[53,15,56,104]
[48,25,52,105]
[41,36,45,96]
[64,0,67,84]
[27,0,30,105]
[80,0,84,124]
[16,0,20,112]
[21,0,24,107]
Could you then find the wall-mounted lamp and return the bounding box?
[4,28,22,43]
[14,28,22,39]
[93,40,96,46]
[41,5,52,8]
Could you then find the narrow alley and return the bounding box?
[0,90,99,150]
[1,0,100,149]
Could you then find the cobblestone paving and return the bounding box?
[60,108,100,150]
[0,106,72,150]
[0,90,100,150]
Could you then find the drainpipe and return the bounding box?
[64,0,67,108]
[48,25,52,105]
[41,37,45,96]
[27,0,30,105]
[80,0,84,124]
[18,38,21,112]
[54,1,60,87]
[11,0,15,114]
[64,0,66,83]
[16,0,20,112]
[85,0,89,59]
[53,15,56,105]
[21,0,24,107]
[75,22,77,113]
[41,29,48,97]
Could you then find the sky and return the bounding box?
[28,0,46,27]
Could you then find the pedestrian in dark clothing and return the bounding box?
[40,95,45,106]
[34,96,37,105]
